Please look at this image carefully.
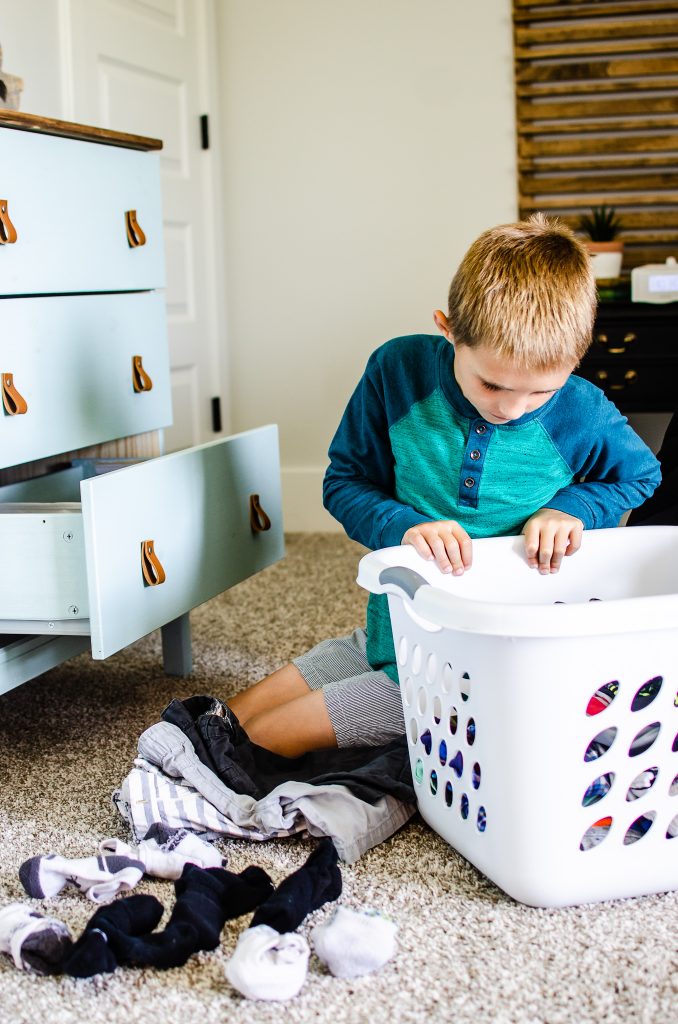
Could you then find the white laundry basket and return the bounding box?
[357,526,678,908]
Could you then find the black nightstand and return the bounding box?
[577,287,678,413]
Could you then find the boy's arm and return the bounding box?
[323,354,434,550]
[540,388,661,529]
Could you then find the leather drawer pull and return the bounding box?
[2,372,28,415]
[141,540,166,586]
[0,199,17,244]
[250,494,271,533]
[125,209,147,248]
[132,355,153,393]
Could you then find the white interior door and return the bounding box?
[64,0,228,451]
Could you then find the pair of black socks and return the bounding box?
[63,864,273,977]
[63,839,341,979]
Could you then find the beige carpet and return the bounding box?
[1,533,676,1024]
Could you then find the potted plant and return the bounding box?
[577,205,624,280]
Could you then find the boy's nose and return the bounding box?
[498,397,528,420]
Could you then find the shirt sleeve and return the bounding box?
[322,348,434,550]
[541,386,661,529]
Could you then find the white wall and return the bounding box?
[216,0,519,529]
[0,0,68,117]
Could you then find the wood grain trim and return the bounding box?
[516,57,678,84]
[0,109,162,151]
[513,2,678,21]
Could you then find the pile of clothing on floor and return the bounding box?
[0,830,398,999]
[113,694,417,862]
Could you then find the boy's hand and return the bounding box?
[402,520,472,575]
[522,508,583,574]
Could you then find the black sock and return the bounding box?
[119,863,274,970]
[250,838,342,934]
[62,894,164,978]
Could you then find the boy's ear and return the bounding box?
[433,309,454,342]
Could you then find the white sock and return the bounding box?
[0,903,72,974]
[19,853,144,903]
[99,824,225,880]
[311,906,398,978]
[225,924,310,1001]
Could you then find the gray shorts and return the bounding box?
[293,628,405,748]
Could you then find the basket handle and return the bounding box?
[378,566,429,599]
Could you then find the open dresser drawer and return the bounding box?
[0,425,284,691]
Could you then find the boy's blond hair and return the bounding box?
[446,213,596,370]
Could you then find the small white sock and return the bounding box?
[19,853,144,903]
[225,924,310,1001]
[311,906,398,978]
[0,903,72,974]
[100,825,225,880]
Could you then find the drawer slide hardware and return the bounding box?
[249,493,271,533]
[1,372,28,415]
[0,199,17,244]
[141,539,166,587]
[125,209,147,248]
[132,355,153,393]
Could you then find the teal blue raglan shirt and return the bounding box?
[323,335,661,682]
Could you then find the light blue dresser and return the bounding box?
[0,110,284,696]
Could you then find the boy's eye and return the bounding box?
[481,381,501,392]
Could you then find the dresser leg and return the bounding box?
[161,613,193,677]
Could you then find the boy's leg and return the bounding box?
[242,690,337,758]
[228,664,311,726]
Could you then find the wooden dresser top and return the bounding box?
[0,109,162,151]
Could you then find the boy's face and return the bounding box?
[450,341,574,424]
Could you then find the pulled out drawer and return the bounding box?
[0,128,164,295]
[0,291,172,469]
[0,426,284,660]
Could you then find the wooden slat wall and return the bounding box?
[513,0,678,270]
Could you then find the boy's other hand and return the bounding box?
[522,508,583,574]
[402,520,472,575]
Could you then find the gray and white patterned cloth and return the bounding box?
[113,721,416,863]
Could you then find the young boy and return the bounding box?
[228,214,661,758]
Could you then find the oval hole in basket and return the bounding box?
[402,676,413,708]
[472,762,481,789]
[414,758,424,784]
[411,644,423,675]
[433,695,442,725]
[438,739,448,766]
[397,636,408,667]
[623,811,656,845]
[430,769,438,796]
[460,672,471,702]
[667,813,678,839]
[460,793,469,819]
[417,687,427,716]
[477,806,487,832]
[669,773,678,797]
[409,718,418,744]
[466,718,476,746]
[631,676,663,713]
[420,729,432,756]
[426,652,438,685]
[449,706,458,735]
[584,727,617,763]
[674,732,678,754]
[444,780,454,807]
[450,750,464,778]
[586,680,619,717]
[626,767,658,802]
[629,722,661,758]
[579,816,613,851]
[442,662,454,693]
[582,772,614,807]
